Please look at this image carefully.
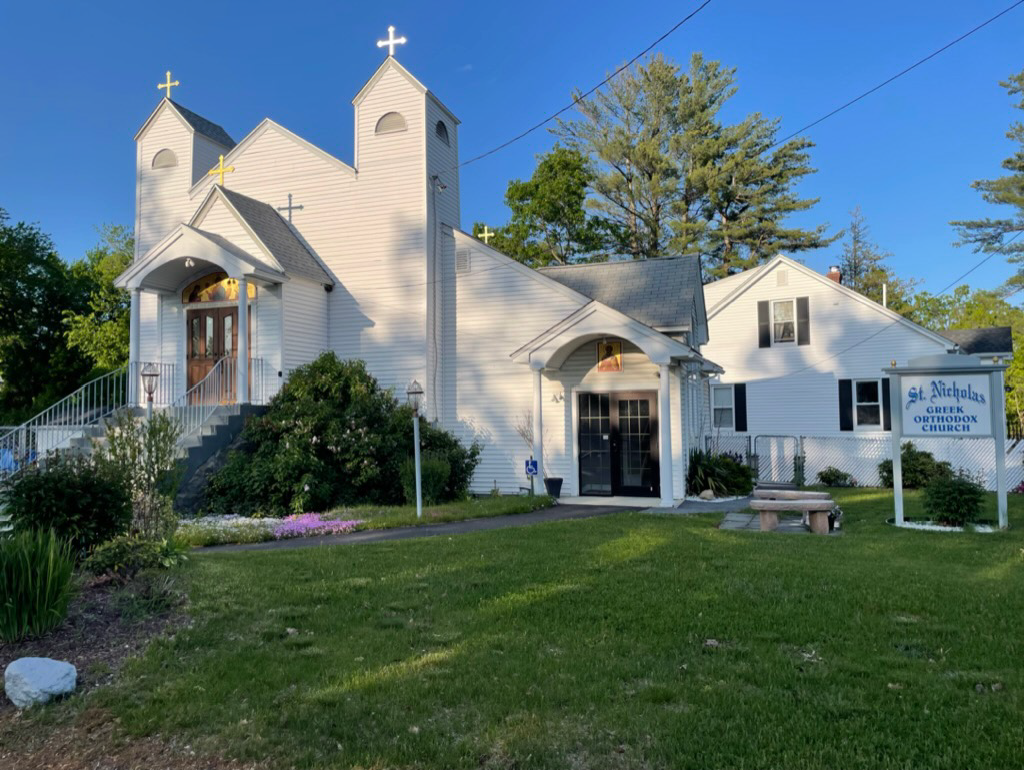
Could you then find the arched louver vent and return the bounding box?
[435,120,450,146]
[152,148,178,169]
[375,112,407,135]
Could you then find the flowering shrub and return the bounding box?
[177,513,364,546]
[202,354,480,516]
[1012,480,1024,495]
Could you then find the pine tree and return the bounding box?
[836,207,915,310]
[951,70,1024,292]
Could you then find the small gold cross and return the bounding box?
[158,71,179,100]
[208,155,235,186]
[478,225,494,244]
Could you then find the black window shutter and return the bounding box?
[757,301,770,348]
[838,379,854,431]
[797,296,810,346]
[733,383,747,432]
[882,377,891,431]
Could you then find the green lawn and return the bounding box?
[89,489,1024,768]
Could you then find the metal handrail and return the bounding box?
[0,366,129,480]
[171,357,233,442]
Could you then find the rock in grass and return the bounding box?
[699,489,715,501]
[4,657,77,708]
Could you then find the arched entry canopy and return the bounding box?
[511,301,721,508]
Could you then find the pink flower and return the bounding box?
[273,513,363,539]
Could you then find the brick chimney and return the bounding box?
[826,265,842,284]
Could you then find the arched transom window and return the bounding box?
[182,271,256,304]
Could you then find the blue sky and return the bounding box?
[1,0,1022,293]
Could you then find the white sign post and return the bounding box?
[884,354,1008,529]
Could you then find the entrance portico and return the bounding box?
[513,301,714,508]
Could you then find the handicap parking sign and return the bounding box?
[525,459,538,477]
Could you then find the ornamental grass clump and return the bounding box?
[0,529,75,642]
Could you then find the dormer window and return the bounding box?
[375,112,407,134]
[152,148,178,169]
[435,120,450,146]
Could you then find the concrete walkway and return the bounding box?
[202,503,633,553]
[672,496,752,515]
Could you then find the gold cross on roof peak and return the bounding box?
[208,155,235,187]
[158,71,179,100]
[478,225,494,244]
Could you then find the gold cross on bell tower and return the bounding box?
[157,71,179,100]
[208,155,235,186]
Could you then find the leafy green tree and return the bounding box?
[65,225,133,369]
[553,53,834,272]
[951,70,1024,292]
[836,207,916,311]
[493,146,618,266]
[0,209,91,423]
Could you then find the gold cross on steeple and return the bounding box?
[157,70,179,100]
[208,155,235,186]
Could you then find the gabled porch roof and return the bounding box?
[115,224,286,292]
[511,300,722,372]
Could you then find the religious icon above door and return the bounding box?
[597,340,622,373]
[182,271,256,304]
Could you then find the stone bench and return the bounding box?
[749,497,834,534]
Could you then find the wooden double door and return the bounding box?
[186,306,249,399]
[578,391,659,497]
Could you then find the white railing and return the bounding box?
[171,358,265,442]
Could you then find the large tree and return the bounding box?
[553,53,834,272]
[0,209,92,423]
[492,145,618,266]
[835,207,916,312]
[65,224,133,369]
[951,70,1024,292]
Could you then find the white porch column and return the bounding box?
[237,277,249,405]
[532,366,544,484]
[659,363,674,507]
[129,288,141,406]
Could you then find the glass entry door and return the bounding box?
[186,306,249,401]
[577,391,659,497]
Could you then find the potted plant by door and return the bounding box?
[544,475,563,498]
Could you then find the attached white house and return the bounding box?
[112,50,721,505]
[700,254,1016,487]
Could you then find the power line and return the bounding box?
[457,0,714,170]
[779,230,1024,380]
[772,0,1024,149]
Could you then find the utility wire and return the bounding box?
[457,0,714,170]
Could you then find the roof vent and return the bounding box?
[456,249,471,274]
[776,269,788,287]
[435,120,450,146]
[375,112,407,135]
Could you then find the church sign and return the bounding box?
[901,374,992,437]
[884,354,1008,529]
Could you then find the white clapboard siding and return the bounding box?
[282,278,328,372]
[256,285,283,398]
[191,196,272,265]
[139,292,160,364]
[136,107,196,258]
[702,257,950,437]
[452,232,586,493]
[192,135,227,187]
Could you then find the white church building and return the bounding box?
[114,41,719,506]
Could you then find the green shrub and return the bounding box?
[2,454,131,554]
[203,354,480,516]
[400,453,451,506]
[687,449,753,496]
[818,466,855,487]
[923,471,986,527]
[0,529,75,642]
[879,442,953,488]
[83,534,185,580]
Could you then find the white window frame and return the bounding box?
[772,299,796,344]
[712,384,734,429]
[853,378,882,430]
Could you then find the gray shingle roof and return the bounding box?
[219,187,332,285]
[939,326,1013,355]
[169,100,236,149]
[539,256,701,329]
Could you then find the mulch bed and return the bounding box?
[0,576,263,769]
